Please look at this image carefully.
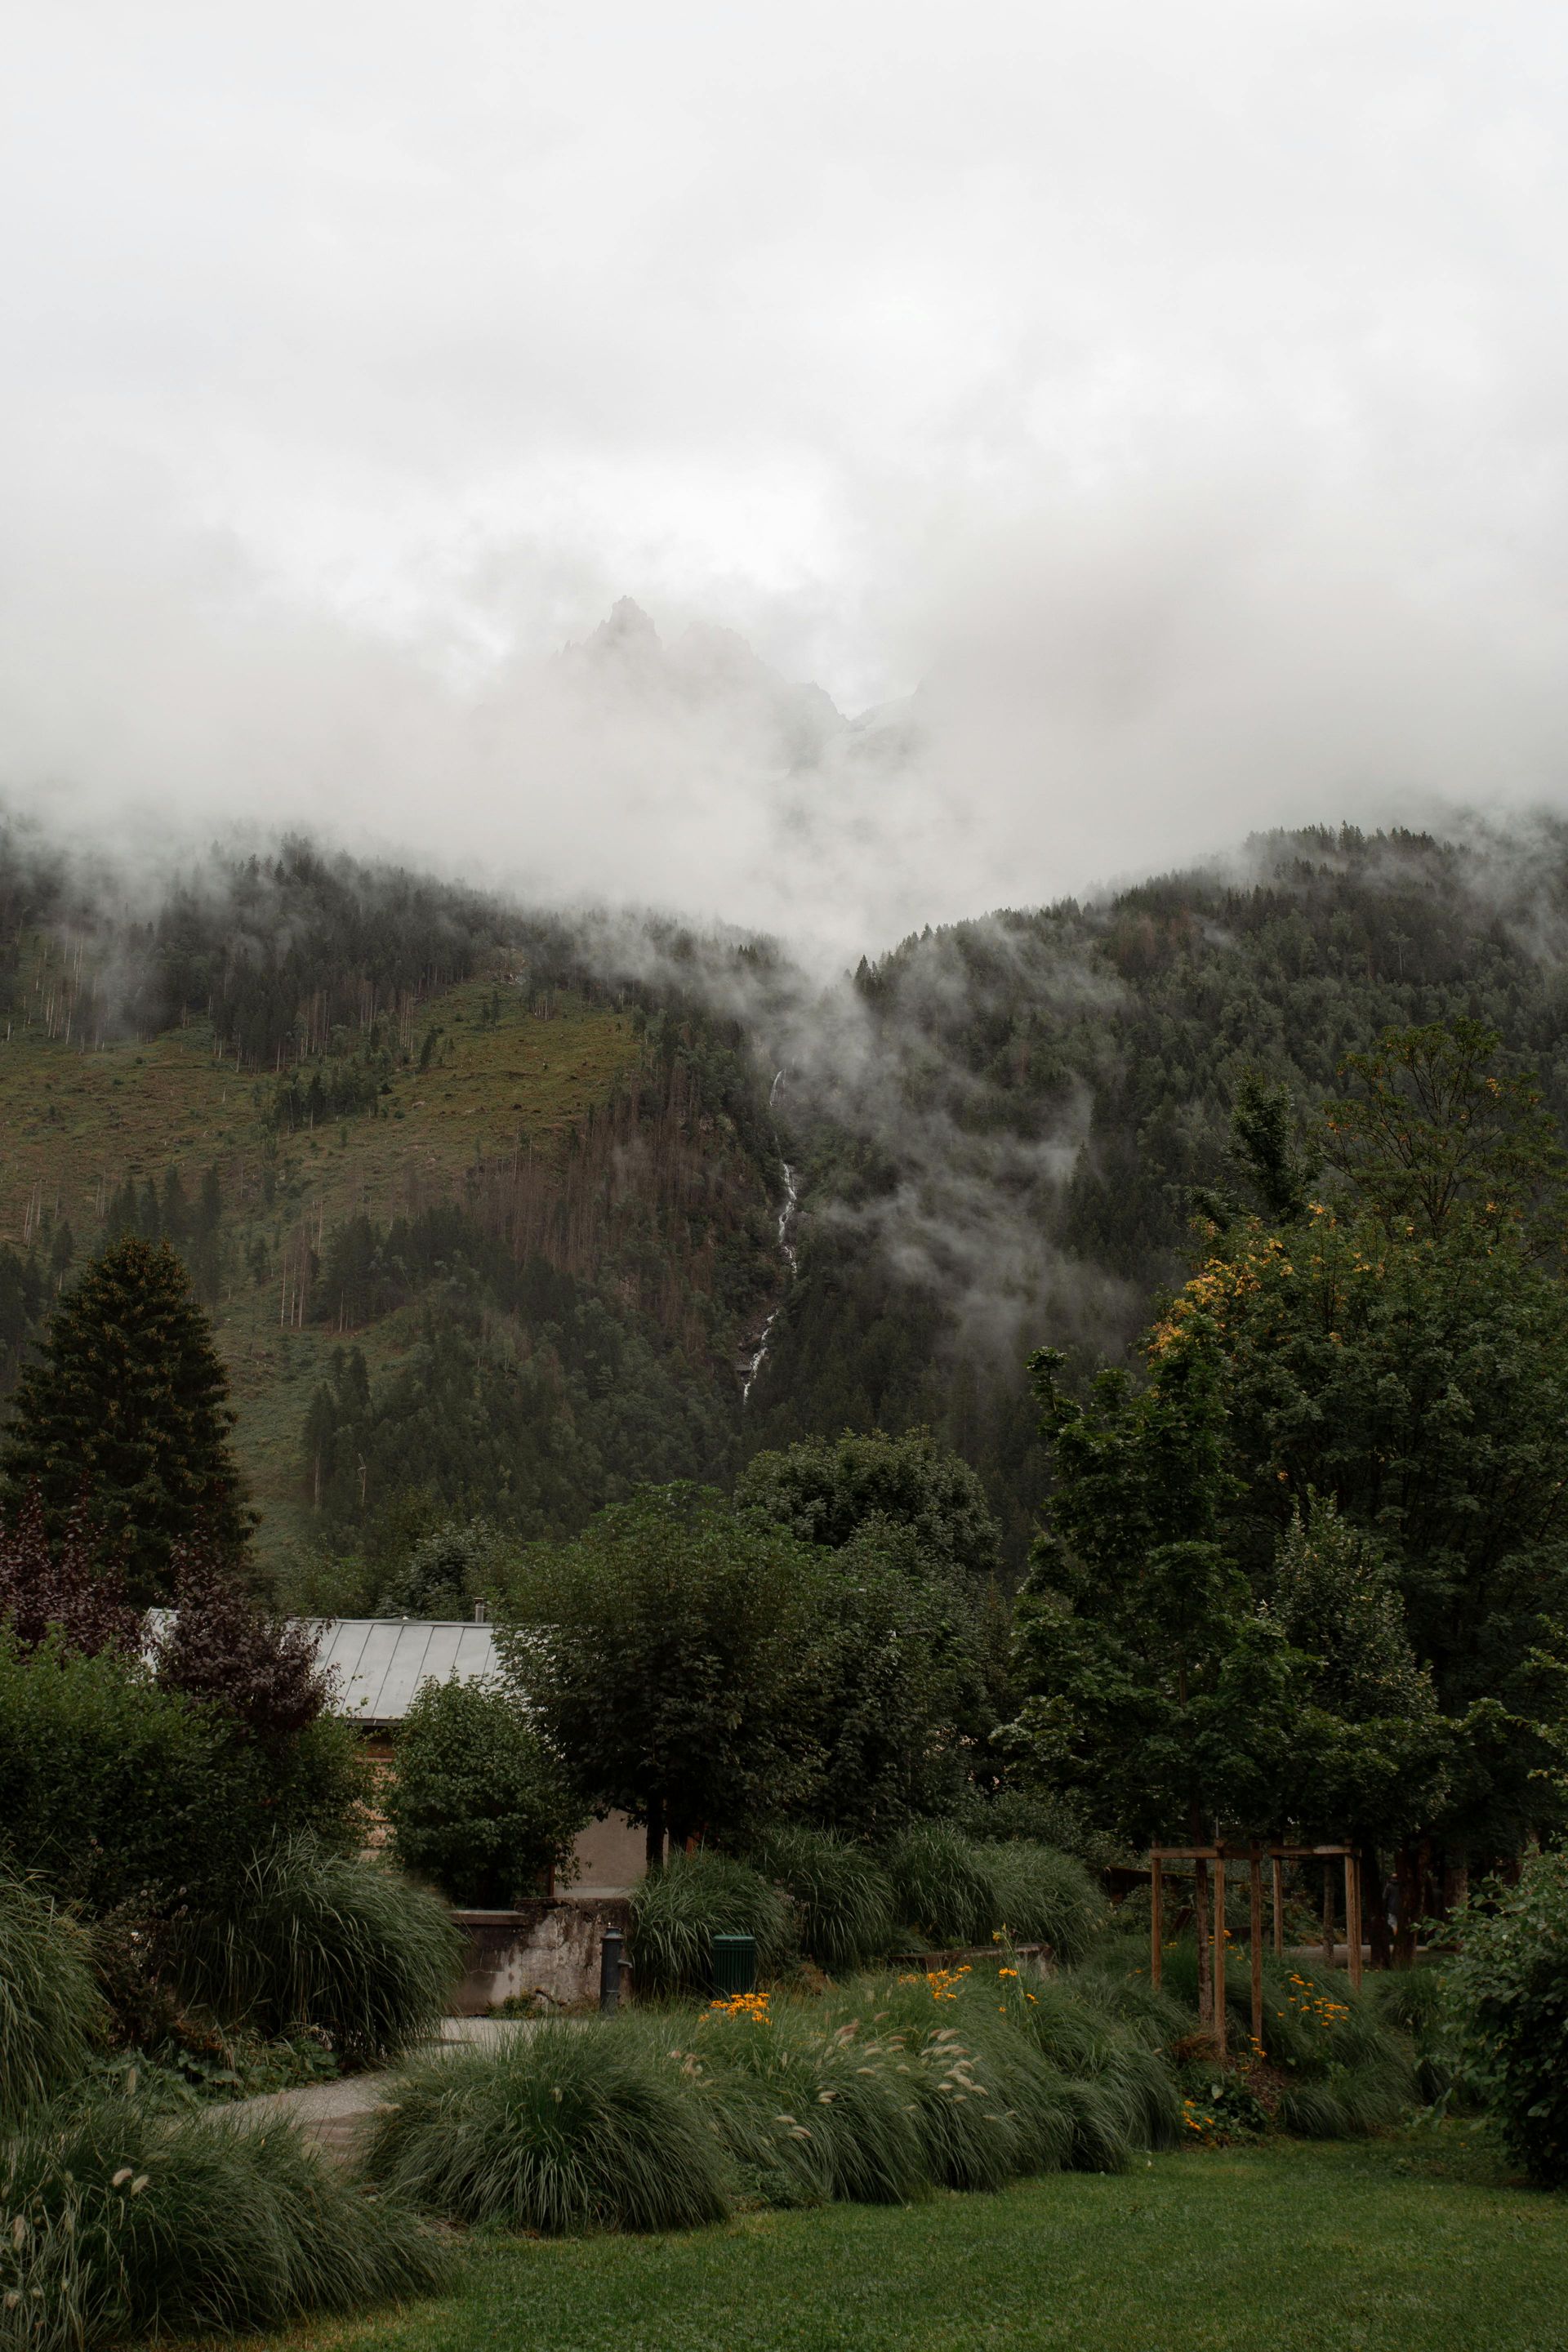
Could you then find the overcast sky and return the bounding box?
[4,2,1568,955]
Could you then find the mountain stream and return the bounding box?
[741,1070,800,1404]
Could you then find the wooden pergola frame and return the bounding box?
[1148,1844,1362,2057]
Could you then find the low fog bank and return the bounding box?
[9,465,1568,973]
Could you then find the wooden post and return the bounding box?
[1250,1854,1264,2052]
[1150,1855,1164,1991]
[1344,1852,1363,1991]
[1212,1855,1227,2056]
[1271,1855,1285,1955]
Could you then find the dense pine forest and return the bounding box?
[2,815,1566,1588]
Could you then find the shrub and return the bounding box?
[367,2019,732,2232]
[628,1852,794,1998]
[1130,1943,1412,2138]
[385,1676,587,1908]
[971,1842,1106,1962]
[1447,1851,1568,2186]
[957,1787,1126,1872]
[845,1977,1072,2190]
[0,1633,366,1914]
[165,1837,461,2065]
[0,2093,444,2347]
[685,2000,930,2207]
[150,1540,331,1748]
[0,1875,104,2124]
[1000,1971,1182,2160]
[884,1824,997,1948]
[750,1827,895,1973]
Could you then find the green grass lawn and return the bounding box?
[296,2135,1568,2352]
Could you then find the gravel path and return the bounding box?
[227,2016,531,2159]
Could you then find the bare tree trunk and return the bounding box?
[1393,1839,1421,1968]
[1361,1841,1392,1971]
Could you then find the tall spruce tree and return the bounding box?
[0,1237,251,1603]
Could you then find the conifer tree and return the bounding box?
[0,1237,251,1602]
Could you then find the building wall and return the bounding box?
[452,1897,631,2012]
[572,1810,648,1893]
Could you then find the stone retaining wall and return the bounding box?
[451,1897,631,2014]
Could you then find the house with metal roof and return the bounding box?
[306,1615,647,1895]
[307,1617,503,1726]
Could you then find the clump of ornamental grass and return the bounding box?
[0,2092,444,2350]
[366,2018,733,2233]
[166,1836,462,2066]
[1067,1952,1196,2051]
[627,1851,795,1998]
[969,1842,1107,1963]
[1367,1960,1456,2102]
[0,1873,105,2124]
[675,1993,931,2207]
[852,1974,1074,2189]
[884,1825,998,1949]
[1000,1970,1182,2160]
[1143,1942,1413,2136]
[750,1827,897,1975]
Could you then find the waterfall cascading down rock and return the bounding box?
[741,1070,799,1404]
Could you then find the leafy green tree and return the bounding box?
[795,1520,996,1834]
[1322,1016,1566,1246]
[1013,1021,1568,1899]
[375,1517,519,1619]
[1170,1182,1568,1849]
[501,1485,822,1867]
[1447,1851,1568,2187]
[737,1427,1004,1585]
[385,1676,587,1908]
[0,1630,364,1913]
[0,1238,252,1603]
[1007,1339,1302,1850]
[1267,1498,1448,1846]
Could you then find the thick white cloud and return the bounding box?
[4,1,1568,954]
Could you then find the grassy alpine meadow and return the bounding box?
[283,2134,1568,2352]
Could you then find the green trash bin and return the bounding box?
[710,1934,758,1995]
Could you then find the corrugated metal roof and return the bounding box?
[141,1611,504,1726]
[308,1618,501,1724]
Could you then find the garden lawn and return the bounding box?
[292,2134,1568,2352]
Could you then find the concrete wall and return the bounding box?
[571,1810,648,1893]
[452,1897,631,2013]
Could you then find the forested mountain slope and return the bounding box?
[4,817,1567,1588]
[0,836,786,1588]
[746,822,1568,1563]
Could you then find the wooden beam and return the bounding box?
[1271,1855,1285,1957]
[1213,1855,1227,2056]
[1151,1855,1164,1992]
[1345,1852,1363,1991]
[1250,1855,1264,2052]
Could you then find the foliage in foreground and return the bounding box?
[163,1837,462,2066]
[385,1674,587,1909]
[0,2094,444,2350]
[372,1949,1334,2243]
[367,2018,733,2233]
[747,1827,895,1975]
[627,1851,795,1998]
[1447,1849,1568,2187]
[0,1631,366,1917]
[0,1875,104,2126]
